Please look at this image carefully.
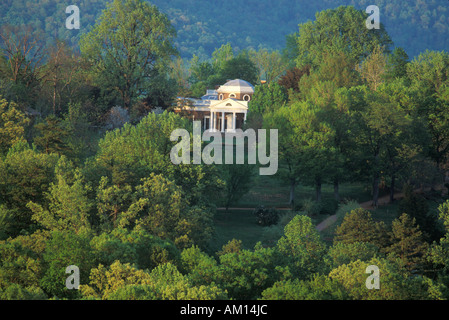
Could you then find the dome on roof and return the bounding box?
[217,79,254,94]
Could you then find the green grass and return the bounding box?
[209,172,447,253]
[233,174,375,208]
[209,209,266,254]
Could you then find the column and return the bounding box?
[232,112,236,131]
[221,111,225,133]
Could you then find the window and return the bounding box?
[229,93,236,98]
[243,94,251,101]
[219,94,224,100]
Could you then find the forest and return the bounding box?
[1,0,449,59]
[0,0,449,302]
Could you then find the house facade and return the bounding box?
[174,79,255,132]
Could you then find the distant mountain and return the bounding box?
[0,0,448,59]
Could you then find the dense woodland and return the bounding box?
[1,0,449,58]
[0,0,449,300]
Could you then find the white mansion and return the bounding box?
[174,79,255,132]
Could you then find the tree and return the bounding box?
[334,208,388,249]
[0,96,30,154]
[80,261,227,300]
[248,48,287,84]
[278,65,310,97]
[40,230,96,299]
[386,47,409,80]
[277,215,327,278]
[407,51,449,181]
[41,41,82,115]
[0,24,46,107]
[33,115,71,156]
[397,185,443,242]
[219,53,259,86]
[295,6,393,70]
[27,164,93,236]
[0,142,59,234]
[385,213,429,272]
[357,45,388,91]
[260,275,348,300]
[248,82,288,117]
[329,257,437,300]
[79,0,177,109]
[218,242,282,299]
[221,163,255,211]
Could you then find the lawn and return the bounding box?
[210,172,447,253]
[209,173,377,253]
[209,209,265,253]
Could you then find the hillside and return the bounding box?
[0,0,448,58]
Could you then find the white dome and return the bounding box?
[217,79,255,94]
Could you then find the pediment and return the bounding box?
[209,98,248,111]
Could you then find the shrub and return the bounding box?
[253,206,279,226]
[319,198,339,215]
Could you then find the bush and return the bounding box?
[253,206,279,226]
[298,198,321,216]
[319,198,339,215]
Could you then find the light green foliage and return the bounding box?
[80,0,177,109]
[248,48,287,84]
[329,257,440,300]
[295,6,392,69]
[27,164,93,236]
[407,50,449,169]
[40,231,96,299]
[90,227,181,271]
[438,200,449,231]
[248,82,287,117]
[261,274,348,300]
[218,242,283,300]
[180,246,220,286]
[0,142,59,233]
[277,215,327,277]
[334,208,388,248]
[326,242,380,270]
[81,261,227,300]
[0,230,49,295]
[0,96,29,154]
[385,213,429,272]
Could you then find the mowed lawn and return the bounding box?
[209,174,376,253]
[209,172,443,253]
[210,209,263,253]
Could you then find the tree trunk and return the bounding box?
[315,177,322,203]
[334,179,340,202]
[372,173,380,208]
[390,173,396,203]
[289,178,296,209]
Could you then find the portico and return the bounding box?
[209,99,248,132]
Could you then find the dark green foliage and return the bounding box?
[33,115,71,156]
[253,206,279,226]
[1,0,448,59]
[398,185,444,242]
[40,231,96,299]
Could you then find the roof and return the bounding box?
[216,79,255,94]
